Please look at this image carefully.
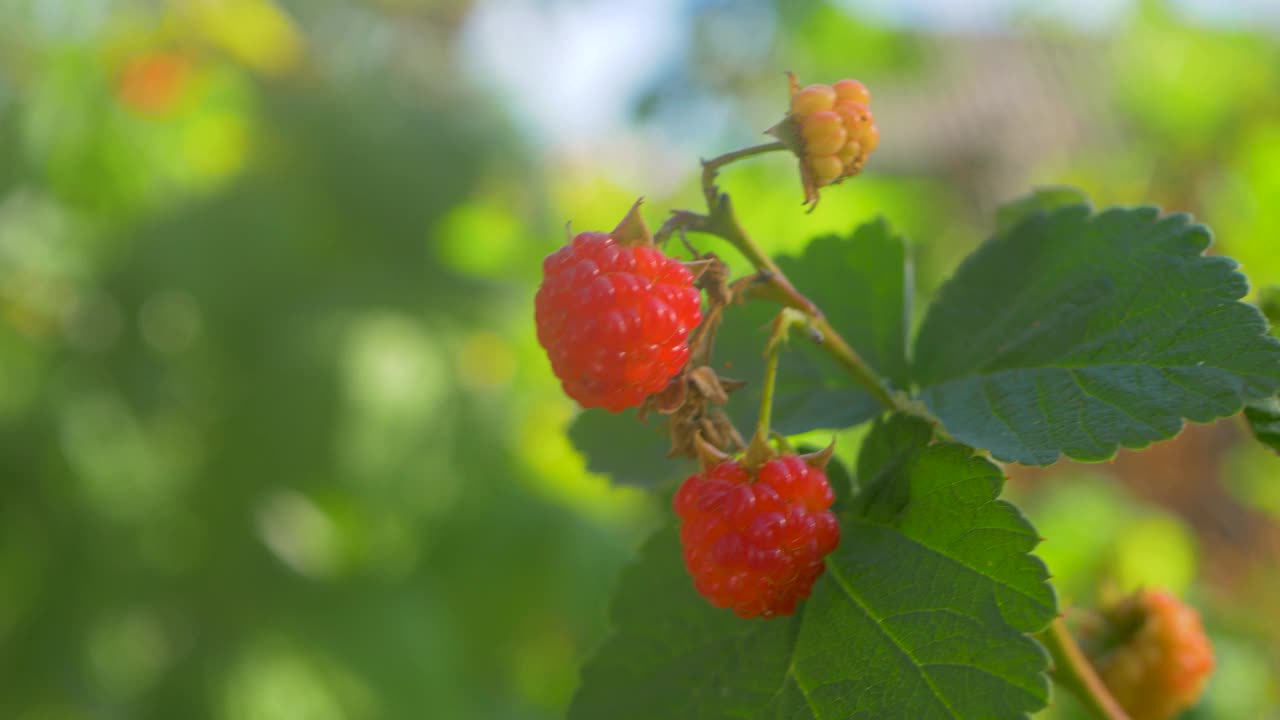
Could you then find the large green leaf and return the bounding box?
[570,524,803,720]
[914,203,1280,465]
[994,186,1090,234]
[568,408,694,488]
[787,219,911,389]
[570,418,1056,719]
[716,219,909,435]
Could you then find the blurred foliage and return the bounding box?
[1,0,1279,718]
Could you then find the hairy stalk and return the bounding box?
[1039,618,1131,720]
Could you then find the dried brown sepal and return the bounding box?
[647,373,688,415]
[665,366,746,459]
[741,430,779,472]
[800,439,837,470]
[688,365,730,406]
[610,197,654,247]
[692,430,733,471]
[695,252,734,308]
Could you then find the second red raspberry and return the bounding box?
[673,455,840,619]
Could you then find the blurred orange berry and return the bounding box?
[117,52,191,117]
[792,84,837,116]
[832,78,871,106]
[1094,589,1215,720]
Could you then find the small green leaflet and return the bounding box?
[914,199,1280,465]
[569,416,1056,719]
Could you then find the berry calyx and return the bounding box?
[1092,589,1215,720]
[535,222,702,412]
[770,73,880,206]
[673,453,839,619]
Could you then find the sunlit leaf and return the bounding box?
[568,408,693,488]
[915,202,1280,465]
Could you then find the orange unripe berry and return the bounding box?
[838,142,863,169]
[857,124,880,154]
[776,73,879,205]
[801,111,847,156]
[791,84,836,116]
[808,154,843,186]
[117,52,191,116]
[834,101,871,134]
[1094,590,1215,720]
[833,79,870,106]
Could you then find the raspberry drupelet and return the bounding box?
[673,454,839,619]
[535,231,702,412]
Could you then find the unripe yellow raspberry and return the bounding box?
[1090,590,1215,720]
[834,101,871,134]
[800,111,847,156]
[857,124,880,154]
[808,154,844,186]
[832,78,870,106]
[772,72,880,205]
[837,142,862,169]
[792,84,836,116]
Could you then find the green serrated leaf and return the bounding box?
[715,219,909,435]
[772,432,1057,719]
[782,219,912,389]
[717,295,877,436]
[914,202,1280,465]
[994,186,1091,234]
[569,523,802,720]
[570,424,1056,719]
[850,412,933,521]
[568,408,693,488]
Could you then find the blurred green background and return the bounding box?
[1,0,1278,717]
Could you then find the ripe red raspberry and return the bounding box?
[1094,590,1215,720]
[673,455,839,619]
[535,232,702,411]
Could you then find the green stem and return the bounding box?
[1039,618,1131,720]
[700,141,788,208]
[682,144,913,418]
[810,314,899,411]
[742,308,788,466]
[743,309,803,468]
[756,343,780,441]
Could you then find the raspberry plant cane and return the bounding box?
[562,74,1278,719]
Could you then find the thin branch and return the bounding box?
[678,145,915,418]
[1039,617,1131,720]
